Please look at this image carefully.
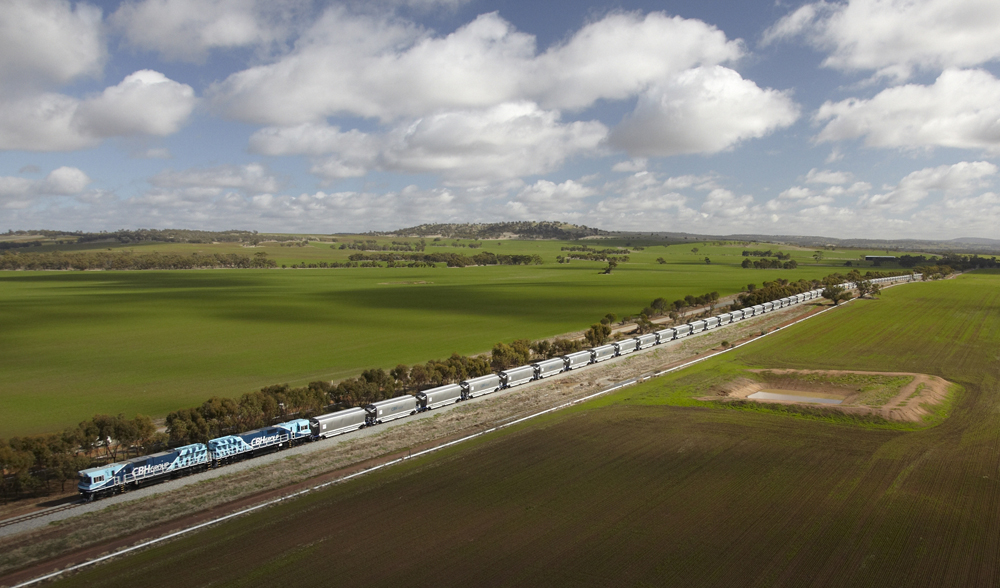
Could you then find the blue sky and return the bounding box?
[2,0,1000,239]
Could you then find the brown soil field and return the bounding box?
[24,404,917,588]
[710,369,951,421]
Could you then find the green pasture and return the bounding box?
[0,238,870,437]
[51,272,1000,588]
[0,236,923,437]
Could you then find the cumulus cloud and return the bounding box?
[611,159,647,173]
[804,168,852,184]
[107,185,479,232]
[0,0,104,97]
[0,166,92,208]
[700,188,755,218]
[593,172,693,227]
[151,163,282,195]
[528,12,742,110]
[913,191,1000,238]
[209,10,742,124]
[75,70,197,138]
[0,71,196,151]
[378,103,606,183]
[815,69,1000,153]
[861,161,997,209]
[763,0,1000,80]
[662,174,719,191]
[111,0,302,62]
[608,66,799,157]
[251,102,607,183]
[505,179,596,218]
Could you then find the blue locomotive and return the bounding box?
[78,419,311,500]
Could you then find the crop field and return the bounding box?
[0,238,871,436]
[42,272,1000,587]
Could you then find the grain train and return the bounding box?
[78,275,918,500]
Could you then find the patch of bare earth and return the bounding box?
[711,369,950,422]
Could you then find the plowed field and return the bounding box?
[44,271,1000,588]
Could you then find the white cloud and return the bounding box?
[75,70,197,138]
[805,168,852,184]
[379,103,606,183]
[662,174,719,191]
[111,0,300,62]
[608,66,799,157]
[913,191,1000,238]
[763,0,1000,81]
[253,102,607,183]
[611,159,647,173]
[0,0,105,97]
[593,172,693,227]
[374,0,474,10]
[209,9,742,124]
[0,71,196,151]
[0,93,96,151]
[776,186,835,206]
[700,188,754,218]
[861,161,997,209]
[0,166,92,208]
[505,179,596,218]
[529,11,743,110]
[99,185,480,232]
[151,163,282,195]
[815,69,1000,153]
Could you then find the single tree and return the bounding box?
[822,284,854,305]
[855,279,882,299]
[584,323,612,347]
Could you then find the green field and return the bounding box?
[0,238,909,436]
[46,271,1000,587]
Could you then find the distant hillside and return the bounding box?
[382,221,608,240]
[0,228,308,250]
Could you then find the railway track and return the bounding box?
[0,501,84,530]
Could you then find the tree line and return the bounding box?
[742,249,792,259]
[346,251,543,267]
[560,246,632,254]
[0,250,277,271]
[557,252,631,263]
[899,254,997,270]
[741,258,799,269]
[1,414,160,502]
[337,240,427,252]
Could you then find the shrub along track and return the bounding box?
[0,299,838,585]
